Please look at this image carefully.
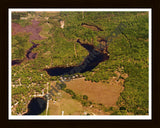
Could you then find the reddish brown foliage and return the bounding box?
[12,19,44,41]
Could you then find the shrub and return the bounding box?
[119,107,126,110]
[59,83,66,90]
[83,95,88,100]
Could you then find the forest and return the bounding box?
[11,11,149,115]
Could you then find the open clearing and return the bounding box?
[48,82,114,115]
[48,89,84,115]
[66,76,126,108]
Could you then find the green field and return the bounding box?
[11,11,149,115]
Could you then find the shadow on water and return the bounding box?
[23,97,47,115]
[12,59,23,66]
[44,39,109,76]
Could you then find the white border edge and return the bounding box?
[9,9,12,120]
[149,9,152,120]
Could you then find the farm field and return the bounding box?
[11,10,149,116]
[66,75,125,108]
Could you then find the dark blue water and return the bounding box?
[12,42,39,66]
[26,42,39,59]
[44,39,109,76]
[12,59,23,66]
[23,97,47,115]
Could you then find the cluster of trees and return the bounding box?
[64,88,92,107]
[12,34,31,59]
[12,12,33,27]
[58,11,149,115]
[63,87,116,113]
[12,12,28,20]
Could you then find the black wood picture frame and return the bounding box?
[0,0,159,128]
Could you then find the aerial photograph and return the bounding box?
[10,9,150,118]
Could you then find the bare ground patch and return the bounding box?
[66,73,128,108]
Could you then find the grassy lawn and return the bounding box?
[48,90,84,115]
